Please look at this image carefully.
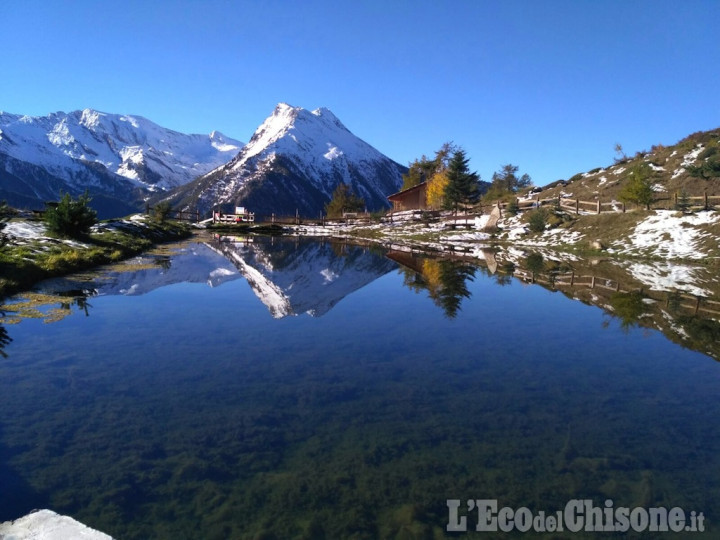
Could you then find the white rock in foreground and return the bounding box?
[0,510,112,540]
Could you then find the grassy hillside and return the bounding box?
[535,128,720,205]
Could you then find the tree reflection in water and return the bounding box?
[0,310,11,358]
[398,256,477,318]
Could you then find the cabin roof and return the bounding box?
[387,181,427,201]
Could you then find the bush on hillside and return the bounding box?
[44,192,97,238]
[527,207,549,233]
[152,201,173,223]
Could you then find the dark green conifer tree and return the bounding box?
[443,149,480,213]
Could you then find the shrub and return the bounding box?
[527,207,549,233]
[152,201,173,223]
[505,198,519,216]
[0,201,12,247]
[675,188,692,213]
[44,192,97,238]
[618,163,654,210]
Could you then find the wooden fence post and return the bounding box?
[575,199,579,215]
[596,200,601,214]
[622,202,626,213]
[704,190,709,211]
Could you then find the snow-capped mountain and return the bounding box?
[163,103,406,217]
[0,109,242,217]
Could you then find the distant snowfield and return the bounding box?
[0,509,112,540]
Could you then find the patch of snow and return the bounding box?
[612,167,626,176]
[4,220,47,240]
[323,144,343,160]
[649,163,665,172]
[682,145,703,167]
[474,214,490,229]
[0,509,112,540]
[626,210,719,260]
[651,183,666,192]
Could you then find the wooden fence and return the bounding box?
[261,212,375,226]
[497,190,720,216]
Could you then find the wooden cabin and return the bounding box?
[387,182,428,211]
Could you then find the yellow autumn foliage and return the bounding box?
[421,258,442,293]
[427,171,448,209]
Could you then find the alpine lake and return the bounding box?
[1,233,719,539]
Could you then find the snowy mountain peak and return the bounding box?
[78,108,105,128]
[167,103,406,217]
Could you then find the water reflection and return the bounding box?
[390,251,477,318]
[492,248,720,360]
[0,320,10,358]
[1,289,95,325]
[3,236,719,361]
[0,236,719,538]
[208,235,397,318]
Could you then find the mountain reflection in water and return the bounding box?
[3,235,719,361]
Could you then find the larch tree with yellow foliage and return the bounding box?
[426,171,449,209]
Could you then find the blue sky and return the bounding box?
[1,0,718,186]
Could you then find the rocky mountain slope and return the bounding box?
[162,103,406,218]
[0,109,242,218]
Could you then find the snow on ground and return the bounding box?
[4,220,88,248]
[682,145,704,166]
[624,261,710,297]
[0,509,112,540]
[4,220,47,240]
[624,210,719,259]
[672,167,686,179]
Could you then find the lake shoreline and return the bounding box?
[4,206,718,299]
[0,215,191,299]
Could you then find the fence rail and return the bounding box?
[495,189,719,216]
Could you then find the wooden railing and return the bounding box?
[497,190,720,216]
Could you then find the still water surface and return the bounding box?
[0,235,718,539]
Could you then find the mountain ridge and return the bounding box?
[0,108,243,218]
[161,103,406,217]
